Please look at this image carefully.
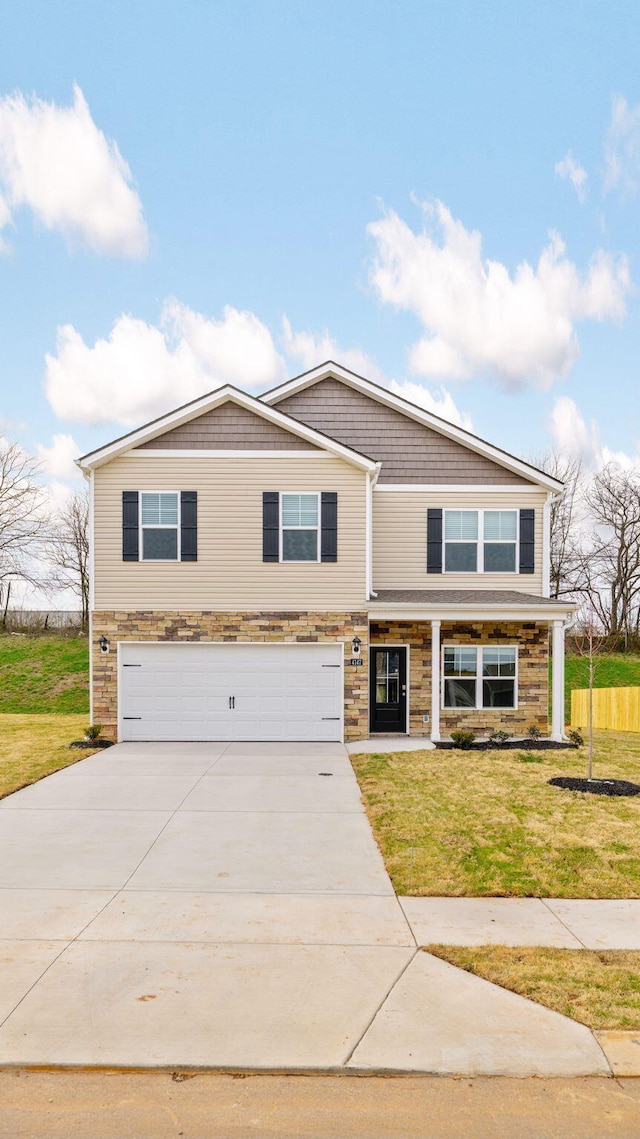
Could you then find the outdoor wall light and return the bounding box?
[351,635,362,656]
[99,635,110,654]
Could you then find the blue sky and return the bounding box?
[1,0,640,489]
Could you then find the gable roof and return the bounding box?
[263,361,563,492]
[76,384,380,473]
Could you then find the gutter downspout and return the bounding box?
[366,463,382,601]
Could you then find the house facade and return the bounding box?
[79,362,573,744]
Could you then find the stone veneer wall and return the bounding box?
[369,620,550,737]
[92,611,369,741]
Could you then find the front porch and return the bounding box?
[366,590,574,743]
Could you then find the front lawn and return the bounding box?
[0,633,89,714]
[0,714,99,799]
[350,730,640,897]
[427,945,640,1031]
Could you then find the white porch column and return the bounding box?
[551,619,566,741]
[431,619,441,742]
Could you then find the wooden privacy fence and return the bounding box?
[571,687,640,733]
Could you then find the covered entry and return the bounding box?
[118,642,344,742]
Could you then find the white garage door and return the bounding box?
[119,642,344,742]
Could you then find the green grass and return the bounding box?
[0,633,89,714]
[350,730,640,898]
[0,714,99,799]
[566,653,640,708]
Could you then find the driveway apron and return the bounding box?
[0,742,611,1074]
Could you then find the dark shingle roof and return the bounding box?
[369,589,561,606]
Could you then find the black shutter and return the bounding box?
[321,492,338,562]
[122,491,139,561]
[427,508,443,573]
[180,491,197,561]
[519,508,535,574]
[263,492,279,562]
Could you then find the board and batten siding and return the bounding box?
[372,489,547,594]
[93,454,367,611]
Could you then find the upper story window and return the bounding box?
[281,493,320,561]
[444,509,517,574]
[141,492,179,560]
[443,645,517,709]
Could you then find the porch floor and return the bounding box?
[347,737,436,754]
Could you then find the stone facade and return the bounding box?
[369,620,550,737]
[92,612,550,743]
[91,611,369,741]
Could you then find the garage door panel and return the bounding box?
[119,643,344,742]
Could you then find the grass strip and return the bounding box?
[426,944,640,1031]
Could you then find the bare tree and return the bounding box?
[583,464,640,641]
[531,450,585,599]
[0,440,46,606]
[44,491,90,626]
[569,603,611,780]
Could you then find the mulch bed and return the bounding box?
[69,739,114,750]
[548,776,640,797]
[435,739,578,751]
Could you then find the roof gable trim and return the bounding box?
[263,361,563,492]
[77,385,378,472]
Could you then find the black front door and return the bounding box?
[370,647,407,733]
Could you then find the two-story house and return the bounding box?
[79,361,573,744]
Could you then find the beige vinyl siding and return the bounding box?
[94,455,366,611]
[373,489,546,594]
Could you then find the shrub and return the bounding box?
[567,728,584,746]
[488,729,511,745]
[450,729,476,750]
[527,724,541,739]
[84,723,103,741]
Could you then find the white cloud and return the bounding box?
[0,84,147,257]
[548,395,640,476]
[37,433,82,481]
[44,301,287,425]
[281,317,388,384]
[368,201,630,389]
[604,94,640,197]
[548,396,601,467]
[388,379,472,430]
[555,151,588,202]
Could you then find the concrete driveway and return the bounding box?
[0,742,610,1075]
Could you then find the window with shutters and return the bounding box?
[444,509,518,573]
[140,492,180,560]
[443,645,517,709]
[280,493,320,562]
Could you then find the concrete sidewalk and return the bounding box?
[399,896,640,949]
[0,742,626,1076]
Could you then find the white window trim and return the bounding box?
[441,644,519,710]
[443,509,519,575]
[279,491,321,564]
[139,490,181,563]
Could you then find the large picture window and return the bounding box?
[280,493,319,561]
[442,645,517,709]
[443,509,518,573]
[141,492,179,560]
